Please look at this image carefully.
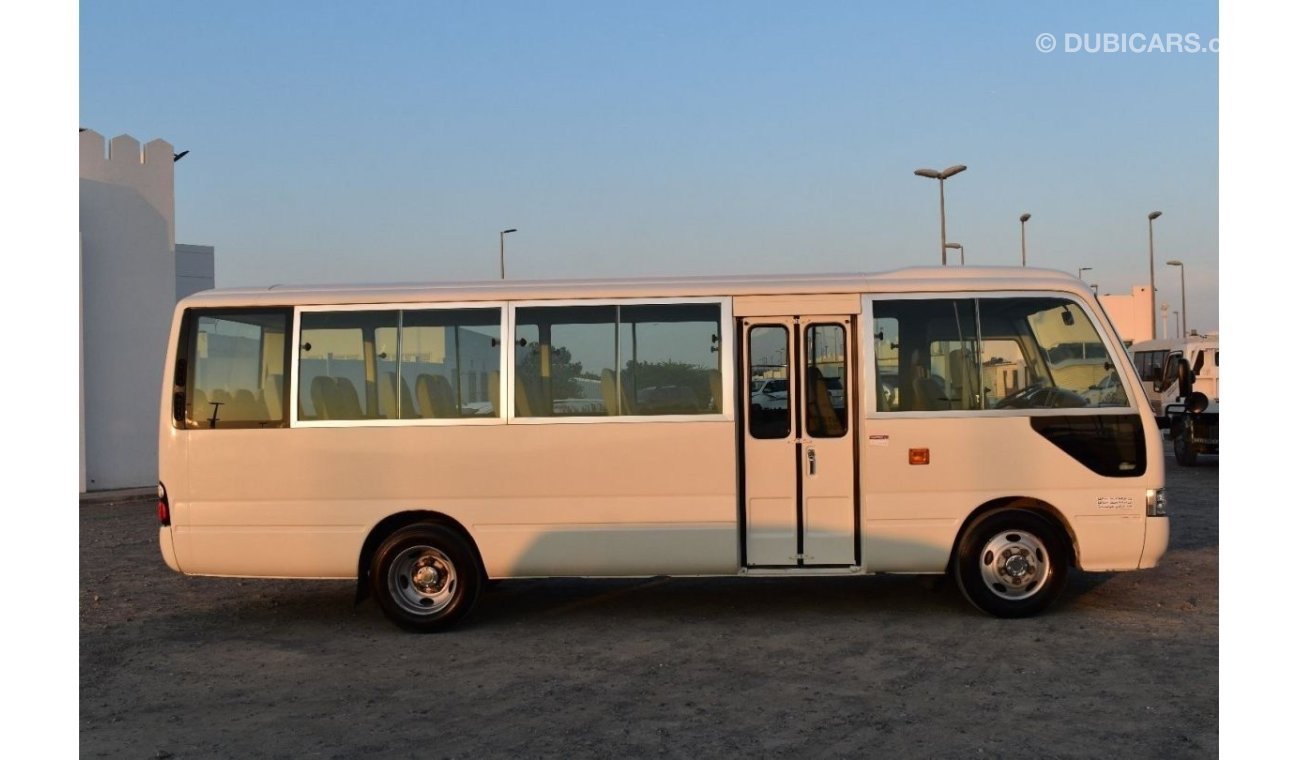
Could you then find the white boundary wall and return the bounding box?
[80,130,213,490]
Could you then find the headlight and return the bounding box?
[1146,488,1167,517]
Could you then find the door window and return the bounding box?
[748,325,790,439]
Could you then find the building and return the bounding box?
[80,129,215,491]
[1098,285,1155,344]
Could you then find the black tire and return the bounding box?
[369,523,482,632]
[953,509,1069,618]
[1173,420,1199,467]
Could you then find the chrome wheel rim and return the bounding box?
[978,530,1051,601]
[388,545,458,616]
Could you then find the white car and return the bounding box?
[1081,372,1125,406]
[750,378,789,410]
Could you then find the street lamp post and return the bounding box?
[1078,266,1092,280]
[914,165,967,265]
[1167,259,1187,338]
[945,242,965,265]
[499,228,517,279]
[1147,211,1162,339]
[1019,213,1031,266]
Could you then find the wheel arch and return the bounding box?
[354,510,487,605]
[948,496,1079,571]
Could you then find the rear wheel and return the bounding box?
[370,523,482,632]
[953,509,1069,618]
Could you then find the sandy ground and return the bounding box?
[80,449,1217,758]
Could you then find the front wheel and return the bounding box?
[1173,419,1199,467]
[953,509,1069,618]
[370,523,482,632]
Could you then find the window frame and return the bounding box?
[173,306,294,430]
[505,296,734,424]
[290,301,510,428]
[862,290,1139,418]
[804,321,850,439]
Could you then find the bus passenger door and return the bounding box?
[742,316,858,568]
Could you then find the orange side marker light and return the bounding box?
[909,448,930,465]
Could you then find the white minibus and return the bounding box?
[157,267,1169,631]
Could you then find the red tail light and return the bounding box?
[157,482,171,526]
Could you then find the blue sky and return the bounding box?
[80,1,1218,330]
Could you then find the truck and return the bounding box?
[1131,335,1219,466]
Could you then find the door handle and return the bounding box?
[808,448,816,476]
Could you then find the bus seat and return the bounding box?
[310,376,334,420]
[208,389,234,422]
[228,389,263,421]
[599,369,638,415]
[333,377,364,419]
[600,370,619,415]
[948,348,979,411]
[191,388,209,425]
[416,374,457,418]
[515,377,540,417]
[398,375,414,418]
[379,372,398,418]
[380,372,415,418]
[262,374,283,421]
[621,378,638,415]
[911,364,946,411]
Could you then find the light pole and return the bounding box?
[1167,259,1187,338]
[1078,266,1092,280]
[914,165,967,265]
[499,228,517,279]
[1019,213,1031,266]
[1147,211,1162,339]
[945,242,965,265]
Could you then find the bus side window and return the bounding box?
[874,296,1128,411]
[514,302,723,418]
[299,311,398,421]
[401,308,501,419]
[178,309,290,429]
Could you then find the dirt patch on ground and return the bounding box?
[81,452,1216,758]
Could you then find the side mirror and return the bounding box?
[1186,391,1210,415]
[1176,358,1194,399]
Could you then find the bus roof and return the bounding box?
[179,265,1091,308]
